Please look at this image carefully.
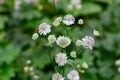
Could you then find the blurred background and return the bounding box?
[0,0,120,80]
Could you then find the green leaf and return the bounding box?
[0,64,15,80]
[0,44,21,65]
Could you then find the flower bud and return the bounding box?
[32,33,39,40]
[48,35,56,44]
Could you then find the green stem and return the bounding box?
[53,0,56,11]
[48,45,59,72]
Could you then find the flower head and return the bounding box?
[82,62,88,69]
[67,70,80,80]
[52,73,64,80]
[118,67,120,72]
[75,39,82,47]
[93,29,100,36]
[55,17,62,22]
[53,21,60,27]
[38,23,51,35]
[63,14,75,25]
[56,36,71,48]
[78,19,83,25]
[55,53,67,66]
[82,36,95,49]
[32,33,39,40]
[70,51,77,58]
[71,0,81,5]
[48,35,56,44]
[115,59,120,66]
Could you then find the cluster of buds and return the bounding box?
[23,60,39,80]
[115,59,120,73]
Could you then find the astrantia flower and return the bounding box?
[38,23,51,35]
[63,14,75,25]
[93,29,100,36]
[78,19,83,25]
[67,4,73,10]
[71,0,81,5]
[32,33,39,40]
[48,35,56,43]
[115,59,120,66]
[82,36,95,49]
[52,73,64,80]
[76,4,82,10]
[53,21,60,27]
[70,51,77,58]
[56,36,71,48]
[14,0,21,10]
[118,67,120,72]
[55,53,67,66]
[75,39,82,47]
[82,62,88,69]
[67,70,80,80]
[55,17,62,22]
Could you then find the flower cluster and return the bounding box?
[115,59,120,72]
[23,60,39,80]
[67,0,82,10]
[32,14,96,80]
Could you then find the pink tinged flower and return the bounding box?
[38,23,51,35]
[67,70,80,80]
[63,14,75,25]
[52,73,64,80]
[55,53,67,66]
[82,36,95,49]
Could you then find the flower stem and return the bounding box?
[48,45,58,72]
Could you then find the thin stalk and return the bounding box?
[48,45,58,72]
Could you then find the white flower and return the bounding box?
[52,73,64,80]
[32,33,39,40]
[48,35,56,43]
[38,23,51,35]
[118,67,120,72]
[70,51,77,58]
[77,64,80,68]
[67,4,73,10]
[14,0,21,10]
[55,53,67,66]
[26,60,32,64]
[78,19,83,25]
[82,36,95,49]
[56,36,71,48]
[76,4,82,10]
[55,17,62,22]
[24,66,29,72]
[67,70,80,80]
[82,62,88,69]
[115,59,120,66]
[29,66,34,71]
[75,39,82,47]
[53,21,60,27]
[71,0,81,5]
[33,75,39,79]
[63,14,75,25]
[93,29,100,36]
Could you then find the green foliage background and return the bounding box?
[0,0,120,80]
